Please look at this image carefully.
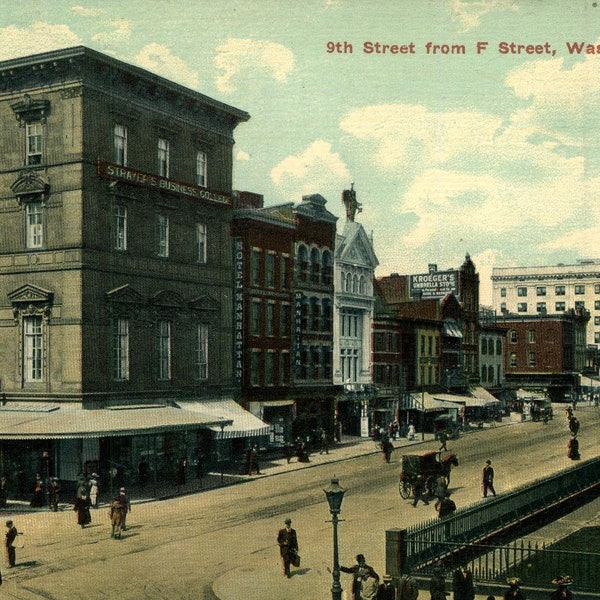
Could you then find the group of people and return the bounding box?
[566,405,581,461]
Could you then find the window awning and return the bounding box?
[177,400,269,439]
[0,403,231,440]
[442,319,463,338]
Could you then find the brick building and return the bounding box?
[0,46,256,493]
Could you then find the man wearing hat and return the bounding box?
[340,554,379,600]
[118,487,130,530]
[377,574,397,600]
[482,459,496,498]
[550,576,573,600]
[396,573,419,600]
[5,520,17,567]
[276,518,298,578]
[503,577,525,600]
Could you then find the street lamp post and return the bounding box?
[324,477,346,600]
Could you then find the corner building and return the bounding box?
[0,47,255,495]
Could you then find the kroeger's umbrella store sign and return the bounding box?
[97,160,231,205]
[410,269,458,299]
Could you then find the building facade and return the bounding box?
[491,260,600,348]
[0,46,255,494]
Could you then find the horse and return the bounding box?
[110,498,125,539]
[439,454,459,485]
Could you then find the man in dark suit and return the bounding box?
[277,518,298,578]
[453,565,475,600]
[340,554,379,600]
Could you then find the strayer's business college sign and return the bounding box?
[410,269,458,298]
[97,160,231,205]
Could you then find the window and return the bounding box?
[510,330,517,343]
[517,287,527,297]
[114,124,127,166]
[280,254,289,290]
[26,202,43,249]
[26,123,43,165]
[250,300,261,335]
[500,288,506,297]
[500,302,507,313]
[112,318,129,381]
[536,286,546,296]
[575,285,585,295]
[322,251,333,285]
[510,352,517,367]
[114,206,127,251]
[157,138,170,177]
[555,301,566,311]
[575,300,585,309]
[250,350,260,386]
[596,333,600,344]
[536,302,547,313]
[197,323,208,380]
[595,316,600,326]
[196,222,207,263]
[157,214,169,257]
[496,339,502,355]
[595,301,600,310]
[280,303,290,337]
[481,338,487,354]
[196,151,207,187]
[595,284,600,294]
[517,303,527,312]
[266,302,275,336]
[528,330,536,343]
[265,252,275,288]
[250,248,261,286]
[157,320,172,380]
[265,351,275,386]
[528,351,536,368]
[23,315,43,382]
[555,285,565,296]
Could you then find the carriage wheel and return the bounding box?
[399,480,412,499]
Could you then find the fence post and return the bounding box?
[386,528,407,577]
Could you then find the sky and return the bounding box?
[2,0,600,304]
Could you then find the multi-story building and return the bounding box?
[333,186,378,436]
[231,192,337,445]
[0,46,257,492]
[495,309,590,401]
[491,260,600,347]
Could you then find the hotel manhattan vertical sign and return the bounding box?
[233,238,243,385]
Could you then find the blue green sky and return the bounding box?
[2,0,600,303]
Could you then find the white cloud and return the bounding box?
[448,0,518,32]
[214,38,294,94]
[70,6,104,17]
[135,44,199,89]
[92,19,131,44]
[0,22,82,60]
[270,140,350,198]
[237,150,251,161]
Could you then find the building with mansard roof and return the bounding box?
[0,46,269,494]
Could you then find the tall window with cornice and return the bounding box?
[157,214,169,257]
[158,138,170,177]
[112,318,130,381]
[114,205,127,251]
[196,151,207,187]
[23,316,43,382]
[196,222,207,264]
[114,124,128,166]
[197,323,208,381]
[26,202,44,249]
[26,122,43,165]
[157,320,172,381]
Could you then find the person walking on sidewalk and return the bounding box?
[412,474,429,507]
[453,565,475,600]
[276,518,298,578]
[482,459,496,497]
[117,487,131,530]
[5,520,17,567]
[438,429,449,452]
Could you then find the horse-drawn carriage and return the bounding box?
[398,450,459,499]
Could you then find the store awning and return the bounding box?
[0,403,231,440]
[442,320,463,338]
[406,392,463,412]
[177,400,269,439]
[469,386,501,406]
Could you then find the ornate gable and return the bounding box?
[106,285,143,305]
[189,294,219,312]
[10,171,50,204]
[8,284,53,304]
[151,290,185,309]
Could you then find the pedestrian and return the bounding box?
[361,572,379,600]
[396,573,419,600]
[550,575,573,600]
[567,437,580,460]
[5,520,17,567]
[382,438,394,463]
[88,474,99,508]
[407,423,416,441]
[430,565,447,600]
[249,446,261,474]
[433,474,448,509]
[283,442,294,464]
[73,493,91,528]
[195,451,205,479]
[378,574,398,600]
[340,553,379,600]
[30,474,44,507]
[568,416,580,436]
[109,493,125,539]
[412,474,429,507]
[319,428,330,454]
[453,565,475,600]
[175,459,187,491]
[117,487,131,530]
[437,494,457,518]
[48,477,60,511]
[276,517,298,578]
[0,474,8,508]
[503,577,525,600]
[482,459,496,497]
[438,429,449,451]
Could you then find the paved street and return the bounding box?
[0,406,598,599]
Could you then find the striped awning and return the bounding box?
[0,403,231,440]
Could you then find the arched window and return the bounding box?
[345,272,352,293]
[488,339,494,355]
[359,275,366,295]
[352,274,358,293]
[496,339,502,355]
[297,245,309,282]
[322,250,332,285]
[310,247,321,283]
[488,365,494,384]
